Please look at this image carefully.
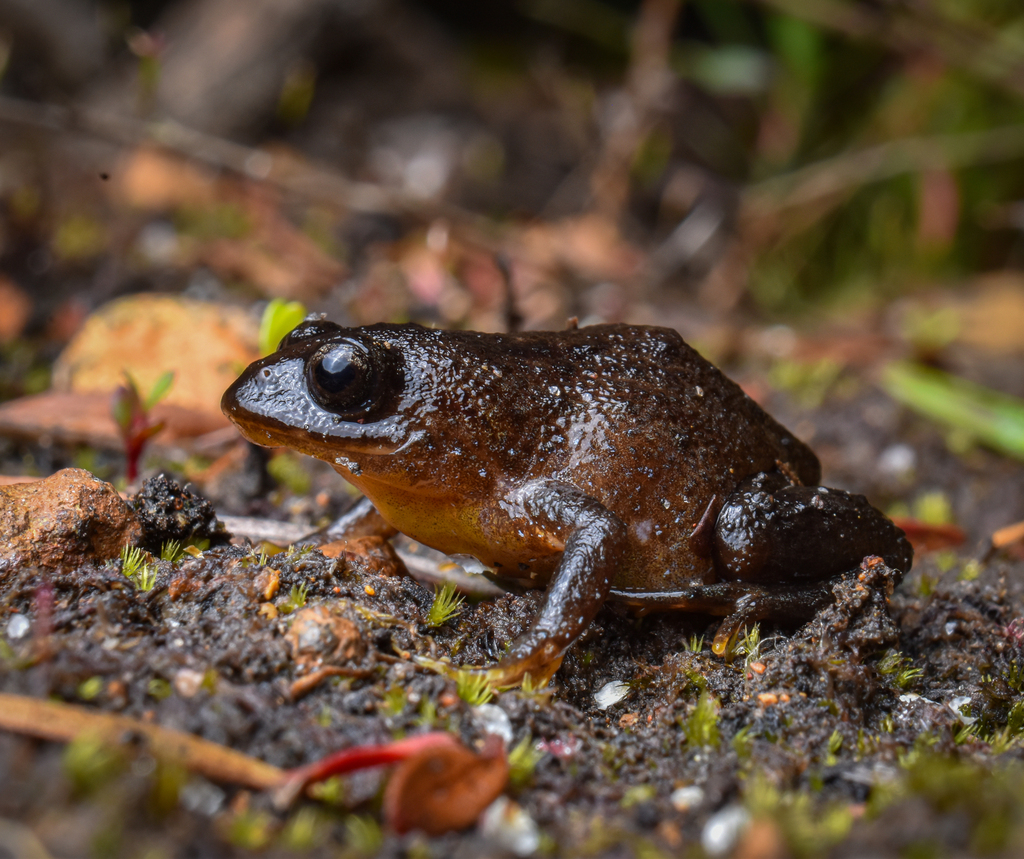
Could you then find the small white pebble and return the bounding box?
[594,680,630,710]
[948,696,976,725]
[701,805,751,857]
[878,444,916,478]
[480,797,541,856]
[473,703,513,747]
[173,669,205,698]
[6,614,30,640]
[945,621,957,636]
[670,785,704,812]
[180,778,225,816]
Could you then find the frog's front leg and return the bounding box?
[485,480,628,688]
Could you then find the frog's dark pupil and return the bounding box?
[318,346,359,393]
[309,341,377,412]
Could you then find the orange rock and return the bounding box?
[0,468,142,578]
[284,605,366,669]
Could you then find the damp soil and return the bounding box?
[3,383,1024,859]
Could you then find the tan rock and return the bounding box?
[0,468,142,579]
[284,605,366,670]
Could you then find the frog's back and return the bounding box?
[369,322,819,591]
[470,323,820,590]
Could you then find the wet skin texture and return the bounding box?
[222,319,912,685]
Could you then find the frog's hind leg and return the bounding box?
[610,579,836,656]
[713,473,913,584]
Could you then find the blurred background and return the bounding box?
[1,0,1024,540]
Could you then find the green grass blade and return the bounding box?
[882,362,1024,461]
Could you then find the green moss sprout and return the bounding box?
[426,580,465,628]
[120,546,157,591]
[508,734,545,789]
[456,670,494,706]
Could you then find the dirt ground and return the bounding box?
[3,366,1024,859]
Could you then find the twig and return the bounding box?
[289,665,376,700]
[589,0,683,218]
[0,95,491,234]
[742,123,1024,218]
[0,692,283,790]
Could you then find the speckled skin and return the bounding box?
[223,319,911,684]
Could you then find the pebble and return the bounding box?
[701,804,751,857]
[594,680,629,710]
[479,796,541,856]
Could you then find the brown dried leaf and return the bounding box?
[0,391,228,451]
[383,735,509,835]
[52,294,258,420]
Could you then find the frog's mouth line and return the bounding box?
[226,411,411,458]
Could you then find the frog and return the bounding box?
[222,318,912,686]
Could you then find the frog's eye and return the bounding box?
[307,340,379,414]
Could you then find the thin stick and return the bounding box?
[0,692,283,790]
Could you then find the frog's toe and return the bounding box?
[485,652,564,689]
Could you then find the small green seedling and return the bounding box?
[877,650,924,690]
[259,298,308,356]
[280,583,309,614]
[508,734,545,789]
[159,540,184,563]
[682,692,720,749]
[381,685,407,716]
[77,676,103,701]
[111,370,174,483]
[426,580,465,628]
[344,814,383,856]
[736,623,762,666]
[731,724,754,759]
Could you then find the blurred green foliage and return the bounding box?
[696,0,1024,313]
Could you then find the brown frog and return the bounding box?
[222,319,912,685]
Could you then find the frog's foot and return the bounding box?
[611,578,837,657]
[485,637,565,689]
[714,473,913,583]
